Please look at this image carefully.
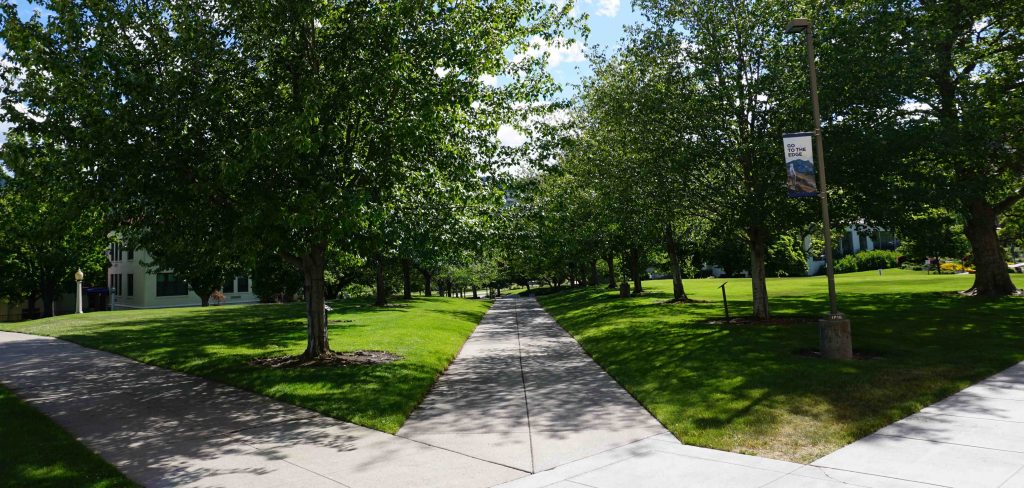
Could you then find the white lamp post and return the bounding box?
[75,268,84,314]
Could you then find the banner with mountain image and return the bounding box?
[782,132,818,197]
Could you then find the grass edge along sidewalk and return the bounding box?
[0,383,138,488]
[0,296,491,434]
[530,270,1024,463]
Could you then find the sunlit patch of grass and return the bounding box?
[0,385,136,487]
[1,297,491,433]
[534,270,1024,462]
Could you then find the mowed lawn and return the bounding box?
[0,384,136,488]
[534,270,1024,463]
[0,297,491,433]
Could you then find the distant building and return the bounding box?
[106,244,258,309]
[804,226,900,275]
[699,225,900,278]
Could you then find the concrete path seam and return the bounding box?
[804,464,952,488]
[872,431,1024,455]
[512,295,537,474]
[999,466,1024,488]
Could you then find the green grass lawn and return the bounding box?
[0,297,491,433]
[0,384,136,488]
[532,270,1024,462]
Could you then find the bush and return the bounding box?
[940,262,973,273]
[340,283,375,299]
[834,250,901,274]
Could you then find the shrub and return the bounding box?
[210,290,226,305]
[940,262,972,273]
[834,250,901,274]
[340,283,374,298]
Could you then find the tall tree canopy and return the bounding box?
[1,0,580,357]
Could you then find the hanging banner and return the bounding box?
[782,132,818,197]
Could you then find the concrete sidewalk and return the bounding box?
[0,331,527,488]
[499,359,1024,488]
[398,296,668,473]
[4,297,1024,488]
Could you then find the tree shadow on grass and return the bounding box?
[2,297,489,434]
[534,285,1024,461]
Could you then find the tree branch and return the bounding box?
[995,187,1024,215]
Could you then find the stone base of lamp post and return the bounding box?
[819,315,852,359]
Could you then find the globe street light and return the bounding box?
[75,268,84,314]
[785,17,852,360]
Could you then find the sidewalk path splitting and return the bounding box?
[3,296,1024,488]
[397,296,669,473]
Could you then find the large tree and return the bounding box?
[0,141,108,316]
[632,0,816,318]
[822,0,1023,295]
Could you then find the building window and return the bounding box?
[114,274,123,296]
[127,274,134,297]
[127,248,134,261]
[223,278,234,293]
[156,273,189,296]
[237,276,249,293]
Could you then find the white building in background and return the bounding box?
[804,226,900,276]
[106,244,258,309]
[699,225,900,278]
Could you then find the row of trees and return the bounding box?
[496,0,1022,319]
[0,0,580,358]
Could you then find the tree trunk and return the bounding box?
[665,225,687,301]
[298,248,330,358]
[375,258,387,306]
[965,200,1018,295]
[26,295,39,316]
[590,260,599,286]
[630,248,643,294]
[421,269,433,297]
[401,259,412,300]
[748,227,770,319]
[472,284,478,299]
[200,292,211,307]
[41,276,56,318]
[605,255,617,289]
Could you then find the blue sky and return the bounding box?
[542,0,643,95]
[1,0,640,147]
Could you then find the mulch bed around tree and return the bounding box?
[793,348,884,360]
[250,350,403,368]
[659,298,709,305]
[705,316,819,326]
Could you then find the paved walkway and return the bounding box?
[0,331,526,488]
[499,357,1024,488]
[398,296,668,473]
[4,297,1024,488]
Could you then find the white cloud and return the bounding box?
[593,0,620,17]
[497,125,527,147]
[515,36,586,69]
[479,74,498,87]
[554,0,618,17]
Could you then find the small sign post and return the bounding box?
[719,282,730,321]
